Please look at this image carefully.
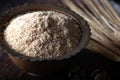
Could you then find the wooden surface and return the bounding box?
[0,48,120,80]
[0,0,120,80]
[0,48,24,79]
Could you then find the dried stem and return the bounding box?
[61,0,120,61]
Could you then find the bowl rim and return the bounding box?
[0,3,91,61]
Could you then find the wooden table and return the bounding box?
[0,0,120,80]
[0,48,120,80]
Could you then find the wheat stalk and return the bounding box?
[61,0,120,61]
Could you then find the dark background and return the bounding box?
[114,0,120,4]
[0,0,120,80]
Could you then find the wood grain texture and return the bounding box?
[0,0,120,79]
[0,49,25,80]
[0,49,120,80]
